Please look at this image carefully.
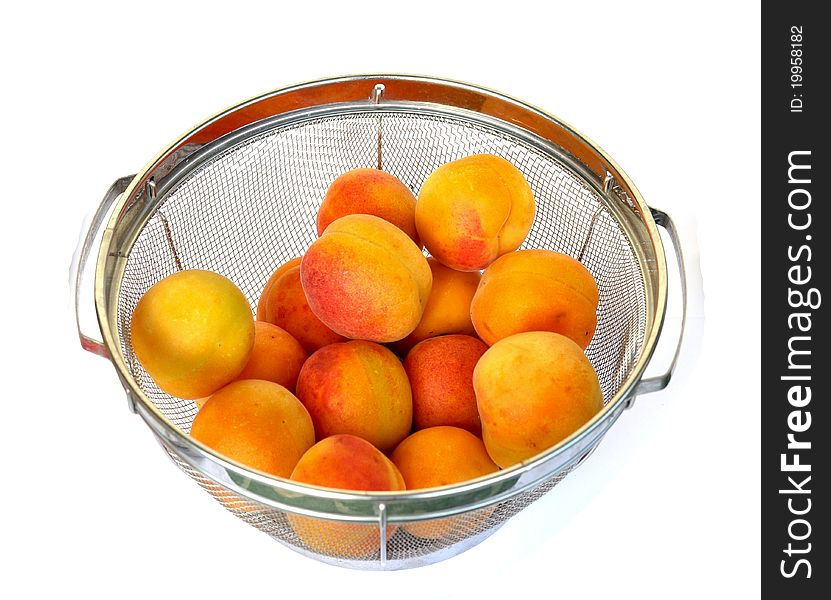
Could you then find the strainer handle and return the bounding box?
[71,175,135,359]
[635,208,687,395]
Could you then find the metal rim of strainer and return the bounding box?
[93,74,669,524]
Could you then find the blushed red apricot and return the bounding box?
[295,340,413,454]
[415,154,535,272]
[404,334,487,436]
[256,257,302,321]
[289,434,406,558]
[260,264,347,354]
[317,168,420,246]
[301,214,432,343]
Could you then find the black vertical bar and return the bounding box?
[762,3,827,598]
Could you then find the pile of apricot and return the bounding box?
[131,154,603,545]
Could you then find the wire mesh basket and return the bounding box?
[73,75,686,570]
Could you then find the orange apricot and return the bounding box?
[234,321,308,392]
[391,258,481,354]
[473,331,603,468]
[471,249,599,349]
[191,379,315,478]
[391,426,498,538]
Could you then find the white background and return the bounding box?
[2,1,759,598]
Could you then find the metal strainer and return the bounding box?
[72,75,686,570]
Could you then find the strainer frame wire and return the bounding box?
[93,74,668,524]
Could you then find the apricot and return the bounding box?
[391,426,498,488]
[404,335,487,436]
[289,434,405,558]
[256,257,301,321]
[317,168,420,247]
[191,379,315,478]
[473,331,603,468]
[415,154,535,271]
[471,249,599,349]
[259,263,347,354]
[391,426,498,538]
[291,434,406,491]
[301,214,432,343]
[295,340,412,453]
[233,321,308,392]
[391,258,481,354]
[130,269,254,399]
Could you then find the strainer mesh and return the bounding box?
[115,109,647,564]
[165,442,583,565]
